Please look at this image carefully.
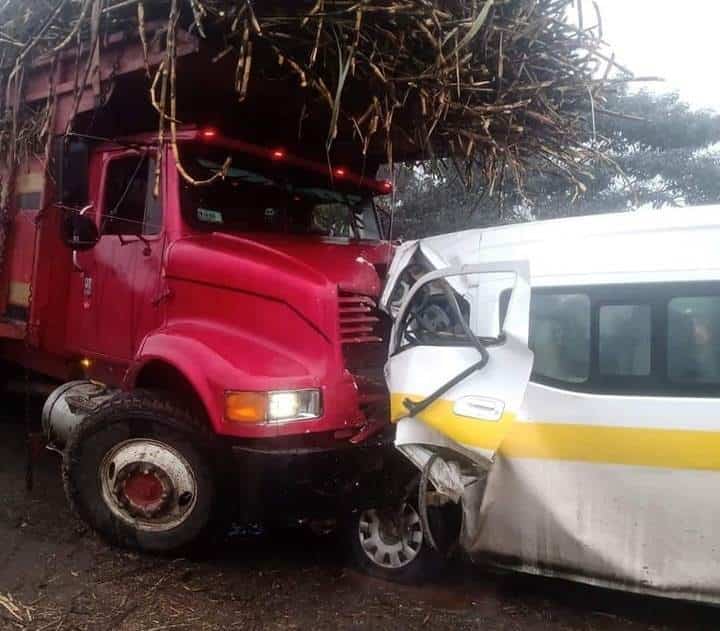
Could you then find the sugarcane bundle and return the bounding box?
[0,0,637,199]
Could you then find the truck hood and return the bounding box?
[241,233,392,296]
[167,232,392,298]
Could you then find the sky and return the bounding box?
[592,0,720,112]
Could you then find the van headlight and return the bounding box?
[268,389,322,422]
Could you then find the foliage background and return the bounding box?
[391,90,720,238]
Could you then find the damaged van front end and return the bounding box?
[380,235,534,561]
[380,212,720,603]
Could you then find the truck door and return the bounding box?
[71,150,164,363]
[385,262,533,471]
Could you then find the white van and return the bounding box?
[376,205,720,602]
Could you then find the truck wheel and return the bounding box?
[62,391,215,553]
[348,499,446,583]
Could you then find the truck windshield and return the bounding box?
[179,149,382,240]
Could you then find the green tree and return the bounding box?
[391,91,720,239]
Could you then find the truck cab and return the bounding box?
[1,127,404,552]
[66,129,392,443]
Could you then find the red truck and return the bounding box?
[0,26,439,582]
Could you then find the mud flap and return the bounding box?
[384,261,533,506]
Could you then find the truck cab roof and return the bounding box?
[91,127,392,197]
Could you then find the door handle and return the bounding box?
[71,204,95,273]
[453,396,505,421]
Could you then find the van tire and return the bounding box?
[347,497,447,584]
[63,391,216,554]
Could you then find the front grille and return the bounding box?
[338,292,383,345]
[338,291,390,420]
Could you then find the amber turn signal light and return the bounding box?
[224,392,267,423]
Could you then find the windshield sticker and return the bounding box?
[197,208,224,224]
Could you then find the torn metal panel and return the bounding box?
[380,231,485,313]
[386,261,533,468]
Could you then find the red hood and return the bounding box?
[167,232,392,300]
[242,233,392,296]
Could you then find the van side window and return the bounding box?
[102,155,160,236]
[599,305,652,376]
[505,283,720,396]
[668,297,720,384]
[529,293,591,383]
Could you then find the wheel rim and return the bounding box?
[99,439,198,532]
[358,504,424,569]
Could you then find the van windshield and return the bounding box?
[179,149,382,240]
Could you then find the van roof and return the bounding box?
[479,205,720,245]
[419,205,720,286]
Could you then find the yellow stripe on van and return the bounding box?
[391,393,720,471]
[392,393,517,450]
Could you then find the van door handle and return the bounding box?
[453,396,505,421]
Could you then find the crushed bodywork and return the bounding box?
[381,228,720,604]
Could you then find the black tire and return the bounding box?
[62,390,216,553]
[347,497,448,584]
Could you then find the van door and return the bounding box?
[385,262,533,474]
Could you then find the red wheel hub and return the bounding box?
[101,440,197,530]
[121,470,166,513]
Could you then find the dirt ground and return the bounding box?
[1,416,718,631]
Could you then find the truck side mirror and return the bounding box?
[61,209,99,251]
[54,138,89,206]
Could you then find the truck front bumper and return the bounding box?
[219,427,415,522]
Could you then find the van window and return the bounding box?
[668,297,720,384]
[102,155,161,236]
[394,278,472,353]
[529,293,590,383]
[599,305,652,376]
[499,282,720,396]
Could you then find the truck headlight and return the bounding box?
[268,389,322,422]
[224,389,322,423]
